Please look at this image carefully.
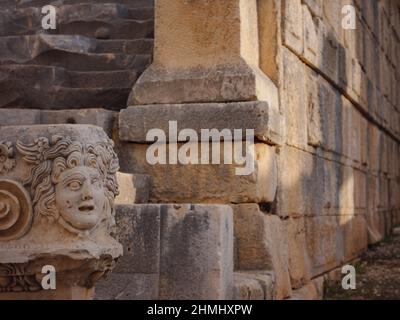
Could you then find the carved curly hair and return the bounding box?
[16,135,119,224]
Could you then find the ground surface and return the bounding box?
[325,228,400,300]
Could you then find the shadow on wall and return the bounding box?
[276,1,399,297]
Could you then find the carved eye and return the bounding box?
[68,181,82,191]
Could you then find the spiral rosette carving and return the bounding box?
[0,180,33,241]
[0,141,15,174]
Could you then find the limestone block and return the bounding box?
[277,145,326,217]
[285,217,312,289]
[288,282,320,300]
[368,124,381,174]
[340,97,354,159]
[342,215,368,261]
[114,172,151,205]
[233,204,292,299]
[0,109,117,137]
[130,62,279,107]
[322,0,342,40]
[281,48,307,148]
[302,0,323,18]
[116,142,277,204]
[282,0,303,55]
[312,275,325,299]
[305,216,344,277]
[366,175,385,244]
[258,0,279,84]
[95,273,158,300]
[233,271,274,300]
[354,169,367,214]
[0,109,41,126]
[303,5,324,69]
[119,102,283,145]
[158,204,234,300]
[351,108,362,164]
[113,205,161,274]
[338,166,355,216]
[129,0,279,106]
[320,28,340,85]
[306,72,342,153]
[306,69,322,147]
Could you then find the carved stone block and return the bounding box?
[0,124,122,299]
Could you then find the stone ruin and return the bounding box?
[0,0,399,300]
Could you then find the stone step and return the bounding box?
[1,49,151,72]
[0,85,131,109]
[0,35,153,61]
[57,19,153,40]
[68,70,138,88]
[126,7,154,20]
[96,39,153,55]
[0,65,138,89]
[0,107,117,136]
[7,0,153,8]
[0,4,154,38]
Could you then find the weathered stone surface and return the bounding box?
[0,124,122,299]
[233,271,274,300]
[95,273,158,300]
[116,142,277,204]
[288,281,322,300]
[277,145,326,218]
[113,204,160,274]
[0,0,154,110]
[305,216,344,277]
[282,0,303,55]
[0,109,116,136]
[115,172,151,205]
[281,47,308,148]
[285,217,312,289]
[130,64,279,108]
[159,204,233,300]
[119,102,283,145]
[342,215,368,261]
[129,0,279,106]
[233,204,292,299]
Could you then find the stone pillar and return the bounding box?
[0,125,122,300]
[129,0,278,107]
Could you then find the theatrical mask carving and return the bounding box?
[15,135,119,235]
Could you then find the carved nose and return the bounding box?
[81,183,93,201]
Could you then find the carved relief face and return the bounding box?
[55,166,106,231]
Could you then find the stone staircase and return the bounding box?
[0,0,154,110]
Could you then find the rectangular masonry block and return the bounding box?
[282,0,303,55]
[119,101,283,145]
[0,108,116,136]
[116,142,277,204]
[305,215,344,277]
[281,47,308,148]
[115,172,151,205]
[95,273,159,300]
[232,204,292,299]
[233,271,275,300]
[277,145,326,218]
[114,204,161,274]
[285,217,312,290]
[158,204,234,300]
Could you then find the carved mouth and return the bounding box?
[78,204,95,213]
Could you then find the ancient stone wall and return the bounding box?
[0,0,153,110]
[276,0,400,297]
[0,0,399,300]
